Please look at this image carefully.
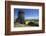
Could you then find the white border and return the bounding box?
[11,5,42,31]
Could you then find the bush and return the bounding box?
[28,22,39,26]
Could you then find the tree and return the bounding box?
[16,9,25,24]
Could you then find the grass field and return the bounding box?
[14,19,39,27]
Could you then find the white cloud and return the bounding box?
[25,16,39,19]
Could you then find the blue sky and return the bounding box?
[14,8,39,19]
